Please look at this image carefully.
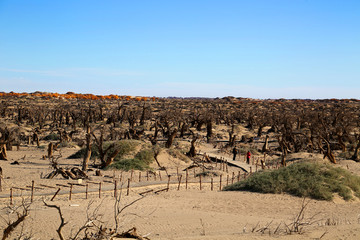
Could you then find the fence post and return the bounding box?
[177,175,182,191]
[10,187,13,205]
[126,178,130,196]
[219,175,222,191]
[199,175,202,190]
[69,184,73,200]
[167,175,171,192]
[114,180,117,199]
[31,180,35,202]
[51,188,61,201]
[99,182,102,198]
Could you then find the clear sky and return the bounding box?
[0,0,359,99]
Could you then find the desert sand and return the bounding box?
[1,143,360,240]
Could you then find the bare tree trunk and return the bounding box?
[338,135,346,153]
[102,149,120,168]
[187,136,197,157]
[351,139,360,162]
[48,142,53,159]
[323,138,336,164]
[0,143,7,160]
[33,132,40,147]
[206,120,213,143]
[82,128,91,171]
[262,135,269,153]
[165,129,177,148]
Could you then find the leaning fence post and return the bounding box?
[51,188,61,201]
[69,183,73,200]
[31,180,35,202]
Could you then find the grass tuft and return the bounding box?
[223,162,360,201]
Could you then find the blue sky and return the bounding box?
[0,0,359,98]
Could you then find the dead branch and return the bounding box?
[2,201,30,240]
[43,200,67,240]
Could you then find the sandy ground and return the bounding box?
[1,144,360,239]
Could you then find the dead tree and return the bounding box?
[277,136,288,167]
[187,136,198,157]
[227,125,237,147]
[0,142,7,160]
[48,142,54,159]
[351,135,360,162]
[206,120,213,143]
[322,138,336,164]
[82,126,92,171]
[101,148,120,169]
[43,201,67,240]
[262,135,269,153]
[165,128,177,148]
[2,201,30,240]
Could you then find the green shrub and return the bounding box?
[108,158,148,171]
[108,149,155,171]
[223,162,360,201]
